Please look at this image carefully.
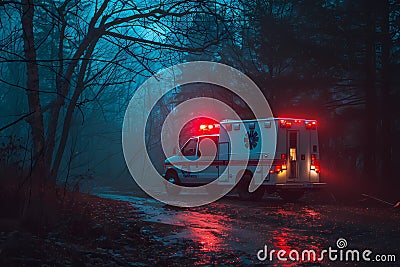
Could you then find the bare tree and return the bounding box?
[1,0,233,187]
[20,0,46,186]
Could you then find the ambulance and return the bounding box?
[163,118,326,201]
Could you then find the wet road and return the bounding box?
[94,188,400,266]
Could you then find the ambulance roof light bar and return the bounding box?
[199,123,220,131]
[305,120,317,130]
[279,119,317,129]
[279,119,292,128]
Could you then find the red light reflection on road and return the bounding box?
[170,210,231,253]
[271,227,324,266]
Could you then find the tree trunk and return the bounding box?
[363,0,377,183]
[21,0,47,183]
[380,0,392,183]
[45,8,67,173]
[46,31,99,182]
[50,42,98,181]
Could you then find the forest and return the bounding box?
[1,0,399,265]
[0,0,399,234]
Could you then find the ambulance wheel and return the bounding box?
[279,190,304,202]
[237,173,265,201]
[164,171,181,195]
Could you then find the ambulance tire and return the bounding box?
[237,173,265,201]
[164,171,181,195]
[279,190,304,202]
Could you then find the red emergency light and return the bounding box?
[281,119,317,129]
[279,120,292,128]
[199,123,220,133]
[269,163,287,174]
[310,156,320,173]
[305,120,317,130]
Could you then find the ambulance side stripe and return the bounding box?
[165,159,285,167]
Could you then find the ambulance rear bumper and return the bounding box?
[274,182,327,190]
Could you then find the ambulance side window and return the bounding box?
[182,138,198,156]
[197,136,219,157]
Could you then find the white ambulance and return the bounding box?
[163,118,326,201]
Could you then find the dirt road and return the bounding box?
[95,188,400,266]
